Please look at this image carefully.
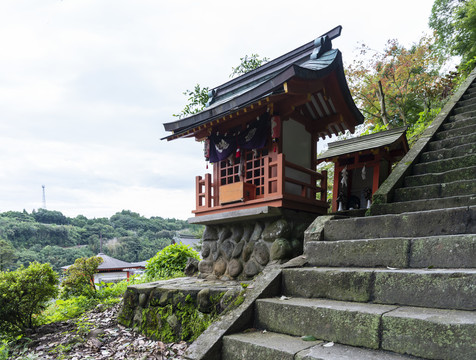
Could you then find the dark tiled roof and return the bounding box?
[317,127,408,161]
[162,26,364,140]
[96,253,135,270]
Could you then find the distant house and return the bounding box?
[174,233,201,249]
[62,253,146,284]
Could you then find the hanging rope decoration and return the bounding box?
[203,138,210,169]
[271,114,281,152]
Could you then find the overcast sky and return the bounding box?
[0,0,436,220]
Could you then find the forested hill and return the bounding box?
[0,209,202,272]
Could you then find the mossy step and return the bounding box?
[427,132,476,151]
[323,206,475,241]
[381,306,476,360]
[255,298,476,359]
[462,92,476,101]
[369,195,476,215]
[442,116,476,131]
[305,234,476,269]
[455,96,476,108]
[222,331,322,360]
[447,110,476,122]
[412,153,476,175]
[420,143,476,162]
[454,102,476,115]
[435,123,476,140]
[255,297,396,349]
[394,179,476,202]
[282,267,476,310]
[405,165,476,186]
[222,331,421,360]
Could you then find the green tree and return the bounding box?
[32,208,69,225]
[0,238,16,271]
[0,262,58,333]
[173,84,210,119]
[229,53,269,78]
[429,0,476,63]
[61,256,103,299]
[346,35,448,133]
[173,54,268,119]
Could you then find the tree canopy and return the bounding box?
[173,54,269,119]
[345,34,452,137]
[429,0,476,64]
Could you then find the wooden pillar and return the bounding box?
[332,164,341,212]
[372,156,381,194]
[195,176,201,210]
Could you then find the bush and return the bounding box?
[0,262,58,334]
[146,243,200,280]
[61,256,103,299]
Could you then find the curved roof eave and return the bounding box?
[163,49,353,140]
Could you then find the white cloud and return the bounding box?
[0,0,436,219]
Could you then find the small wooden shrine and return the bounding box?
[317,127,409,212]
[163,26,364,223]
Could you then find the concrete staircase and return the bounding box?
[220,74,476,359]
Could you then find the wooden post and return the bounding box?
[332,164,341,212]
[277,153,284,197]
[204,173,212,208]
[263,156,270,196]
[195,176,202,210]
[321,169,327,203]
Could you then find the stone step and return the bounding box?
[394,179,476,202]
[454,102,476,115]
[420,142,476,162]
[447,110,476,123]
[404,165,476,186]
[305,234,476,269]
[442,116,476,131]
[255,298,476,359]
[412,153,476,175]
[426,132,476,151]
[434,123,476,140]
[370,194,476,215]
[222,331,422,360]
[322,206,475,241]
[282,267,476,310]
[455,95,476,107]
[462,91,476,100]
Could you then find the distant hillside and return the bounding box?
[0,209,202,272]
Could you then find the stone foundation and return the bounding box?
[197,211,316,280]
[118,277,247,342]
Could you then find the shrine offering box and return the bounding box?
[220,182,256,205]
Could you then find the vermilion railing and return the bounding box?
[194,153,327,215]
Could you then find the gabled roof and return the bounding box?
[163,26,364,141]
[317,126,409,161]
[61,253,143,271]
[96,253,137,270]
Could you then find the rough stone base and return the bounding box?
[117,277,247,343]
[198,211,315,280]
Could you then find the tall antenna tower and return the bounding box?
[42,185,47,209]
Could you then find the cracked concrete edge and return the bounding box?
[184,265,282,360]
[370,66,476,209]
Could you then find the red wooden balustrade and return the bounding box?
[194,153,328,216]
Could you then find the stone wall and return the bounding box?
[197,212,315,280]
